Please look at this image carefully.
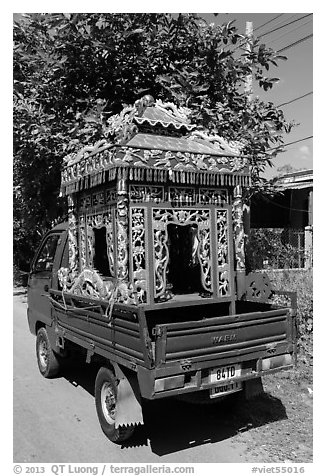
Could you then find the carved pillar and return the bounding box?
[116,167,129,281]
[232,185,246,299]
[67,194,79,279]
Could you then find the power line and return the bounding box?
[266,19,312,46]
[257,14,312,39]
[277,91,313,108]
[277,34,313,53]
[230,14,308,54]
[268,136,313,151]
[255,14,297,35]
[254,14,285,32]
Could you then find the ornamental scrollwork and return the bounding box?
[216,209,231,297]
[152,208,212,297]
[129,185,164,203]
[57,267,138,306]
[130,208,148,303]
[85,210,115,276]
[116,170,129,281]
[68,195,79,280]
[232,191,246,271]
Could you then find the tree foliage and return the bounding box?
[13,13,294,269]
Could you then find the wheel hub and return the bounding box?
[101,383,116,425]
[39,339,48,368]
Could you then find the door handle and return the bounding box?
[44,284,49,292]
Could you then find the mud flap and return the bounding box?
[244,377,264,399]
[112,363,144,429]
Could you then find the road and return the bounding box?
[14,292,253,464]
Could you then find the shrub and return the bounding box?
[267,269,313,357]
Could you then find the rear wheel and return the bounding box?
[36,327,60,378]
[95,367,135,443]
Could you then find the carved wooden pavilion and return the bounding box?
[59,95,250,313]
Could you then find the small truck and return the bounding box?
[27,95,297,443]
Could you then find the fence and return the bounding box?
[246,227,312,271]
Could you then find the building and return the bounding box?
[248,169,313,269]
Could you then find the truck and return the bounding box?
[27,95,297,443]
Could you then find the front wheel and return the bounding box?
[94,367,135,443]
[36,327,60,378]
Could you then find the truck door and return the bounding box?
[27,231,64,327]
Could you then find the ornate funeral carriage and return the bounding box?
[60,94,252,309]
[28,95,296,443]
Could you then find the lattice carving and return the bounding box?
[86,210,115,276]
[79,215,87,270]
[219,270,230,297]
[168,187,197,205]
[232,187,246,271]
[68,195,79,279]
[245,272,272,302]
[216,209,231,297]
[152,208,212,297]
[130,208,148,303]
[199,188,228,205]
[116,169,129,281]
[129,185,164,203]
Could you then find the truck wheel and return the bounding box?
[95,367,135,443]
[36,327,60,378]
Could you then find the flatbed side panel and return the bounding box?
[155,308,291,364]
[50,291,154,368]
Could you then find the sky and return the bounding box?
[200,13,313,179]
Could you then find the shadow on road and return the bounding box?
[126,393,287,456]
[59,361,288,457]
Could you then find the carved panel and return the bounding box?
[79,215,87,270]
[216,209,231,297]
[68,195,79,279]
[79,187,117,212]
[232,187,246,271]
[129,184,164,203]
[92,191,105,207]
[85,209,115,276]
[199,188,228,205]
[168,187,197,205]
[116,168,129,281]
[168,187,228,206]
[130,207,149,303]
[152,208,212,298]
[105,189,117,204]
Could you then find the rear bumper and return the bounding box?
[137,351,295,400]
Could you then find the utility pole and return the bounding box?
[244,21,253,102]
[242,21,253,267]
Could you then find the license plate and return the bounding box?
[210,381,243,398]
[209,363,242,384]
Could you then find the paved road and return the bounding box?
[13,293,251,464]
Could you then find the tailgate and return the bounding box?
[153,308,293,366]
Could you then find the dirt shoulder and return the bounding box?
[233,348,313,463]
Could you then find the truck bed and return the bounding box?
[49,290,296,400]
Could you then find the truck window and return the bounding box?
[33,234,60,273]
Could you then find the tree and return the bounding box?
[13,13,294,270]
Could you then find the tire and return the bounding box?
[94,367,135,443]
[36,327,60,378]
